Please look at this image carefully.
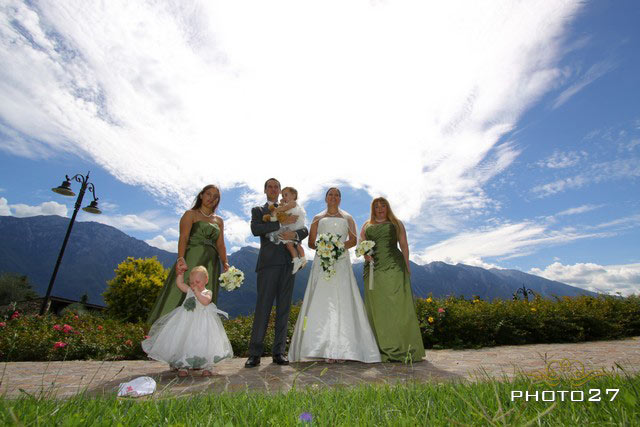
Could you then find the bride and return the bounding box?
[289,188,381,363]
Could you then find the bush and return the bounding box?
[0,311,147,362]
[415,293,640,349]
[2,295,638,362]
[0,273,38,305]
[103,257,168,323]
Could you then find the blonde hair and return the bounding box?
[281,186,298,200]
[366,197,401,232]
[190,265,209,281]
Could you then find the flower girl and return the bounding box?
[142,266,233,377]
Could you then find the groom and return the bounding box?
[245,178,309,367]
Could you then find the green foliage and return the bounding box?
[2,294,638,362]
[0,311,147,362]
[102,257,168,323]
[1,373,639,425]
[0,273,38,305]
[415,293,640,349]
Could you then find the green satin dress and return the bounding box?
[147,221,221,324]
[364,223,425,362]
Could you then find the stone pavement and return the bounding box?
[2,337,639,399]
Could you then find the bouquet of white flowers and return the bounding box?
[355,240,375,258]
[219,266,244,291]
[315,232,345,280]
[357,240,376,290]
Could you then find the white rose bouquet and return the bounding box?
[355,240,375,258]
[219,266,244,291]
[315,232,345,280]
[357,240,377,290]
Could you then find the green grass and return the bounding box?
[1,372,639,426]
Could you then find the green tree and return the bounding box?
[103,257,168,323]
[0,273,38,305]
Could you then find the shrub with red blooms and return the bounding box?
[0,311,148,361]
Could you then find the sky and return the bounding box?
[0,0,639,296]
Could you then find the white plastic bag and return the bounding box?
[117,376,156,397]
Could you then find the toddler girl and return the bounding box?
[267,186,307,274]
[142,266,233,377]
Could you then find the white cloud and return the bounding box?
[556,204,602,216]
[532,158,640,197]
[145,235,178,253]
[414,221,606,266]
[0,0,584,232]
[552,60,617,109]
[83,213,161,232]
[7,199,68,217]
[220,210,258,253]
[536,150,585,169]
[164,227,180,238]
[0,197,10,215]
[530,262,640,296]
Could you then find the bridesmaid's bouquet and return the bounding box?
[219,266,244,291]
[355,240,375,258]
[315,233,345,280]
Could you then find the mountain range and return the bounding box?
[0,215,597,317]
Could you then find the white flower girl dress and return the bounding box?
[142,288,233,369]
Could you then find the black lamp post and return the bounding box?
[513,284,536,301]
[40,172,102,315]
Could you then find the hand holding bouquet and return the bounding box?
[219,266,244,291]
[355,240,375,258]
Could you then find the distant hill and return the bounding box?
[0,215,597,318]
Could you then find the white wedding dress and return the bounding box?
[289,217,381,363]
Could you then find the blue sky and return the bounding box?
[1,0,639,295]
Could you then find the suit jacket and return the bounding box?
[251,203,309,272]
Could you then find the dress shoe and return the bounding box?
[272,354,289,365]
[244,356,261,368]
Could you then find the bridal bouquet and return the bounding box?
[219,266,244,291]
[315,233,345,279]
[355,240,375,258]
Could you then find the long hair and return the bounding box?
[367,197,401,232]
[191,184,221,212]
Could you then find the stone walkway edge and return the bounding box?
[1,337,638,398]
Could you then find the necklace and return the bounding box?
[199,209,215,218]
[373,218,387,223]
[326,211,340,217]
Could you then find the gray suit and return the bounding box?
[248,202,309,356]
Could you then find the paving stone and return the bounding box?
[1,337,638,399]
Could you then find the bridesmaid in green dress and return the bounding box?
[360,197,425,362]
[147,185,230,324]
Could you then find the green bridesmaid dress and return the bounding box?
[364,223,425,362]
[147,221,221,324]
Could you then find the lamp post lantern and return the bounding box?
[40,172,102,315]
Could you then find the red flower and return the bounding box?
[438,308,445,313]
[0,322,6,328]
[97,325,103,331]
[124,339,133,346]
[62,324,73,333]
[53,341,67,349]
[74,315,79,320]
[10,311,19,320]
[53,324,62,331]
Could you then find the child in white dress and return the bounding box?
[142,266,233,377]
[267,186,307,274]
